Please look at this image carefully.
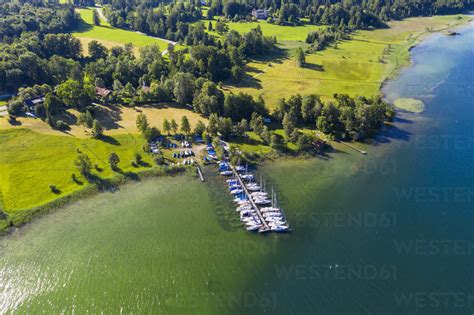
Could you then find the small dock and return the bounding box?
[196,165,205,182]
[337,140,367,155]
[228,165,270,233]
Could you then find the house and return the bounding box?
[142,85,151,93]
[251,8,269,20]
[96,87,112,104]
[24,96,45,112]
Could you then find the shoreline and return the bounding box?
[381,16,473,97]
[2,15,471,235]
[0,165,188,235]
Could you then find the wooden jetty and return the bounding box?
[196,165,205,182]
[337,140,367,155]
[228,164,270,233]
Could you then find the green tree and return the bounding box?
[136,113,149,135]
[194,120,206,136]
[74,154,92,176]
[162,118,171,135]
[88,40,107,60]
[295,47,305,67]
[109,152,120,171]
[180,115,191,135]
[173,72,195,105]
[91,119,104,138]
[282,113,296,140]
[44,92,62,117]
[92,9,101,26]
[78,111,94,128]
[170,119,178,134]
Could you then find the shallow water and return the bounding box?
[1,23,473,314]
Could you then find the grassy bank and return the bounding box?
[227,15,470,108]
[0,129,155,213]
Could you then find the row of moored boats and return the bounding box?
[218,160,290,233]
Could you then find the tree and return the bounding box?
[91,119,104,138]
[282,113,296,140]
[215,21,229,34]
[163,118,171,135]
[173,72,195,105]
[109,152,120,171]
[74,154,92,177]
[180,115,191,135]
[78,111,94,128]
[93,9,101,26]
[295,47,305,67]
[56,80,94,109]
[296,133,313,152]
[136,113,149,135]
[88,40,107,60]
[44,93,62,117]
[170,119,178,134]
[194,120,206,136]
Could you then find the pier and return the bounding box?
[337,140,367,155]
[228,164,270,233]
[196,165,205,182]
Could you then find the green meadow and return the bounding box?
[226,15,469,108]
[0,129,154,217]
[72,7,170,53]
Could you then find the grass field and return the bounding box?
[0,103,206,138]
[73,7,170,54]
[0,129,154,212]
[227,15,470,109]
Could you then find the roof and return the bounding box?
[24,96,45,107]
[96,87,112,98]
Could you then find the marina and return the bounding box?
[206,144,291,234]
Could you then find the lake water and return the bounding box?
[1,23,473,314]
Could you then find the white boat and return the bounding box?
[230,189,243,195]
[247,185,261,191]
[226,179,238,183]
[240,174,254,181]
[235,165,246,172]
[254,199,271,205]
[265,216,283,222]
[263,212,282,218]
[271,225,289,232]
[220,171,233,176]
[246,225,260,231]
[251,192,267,197]
[260,207,280,213]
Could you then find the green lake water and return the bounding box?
[1,22,473,314]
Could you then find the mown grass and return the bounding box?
[227,15,470,109]
[73,7,170,53]
[0,129,154,212]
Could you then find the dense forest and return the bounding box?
[0,2,80,42]
[102,0,474,38]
